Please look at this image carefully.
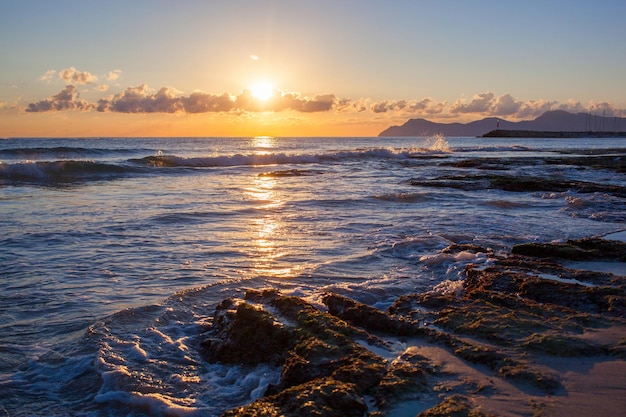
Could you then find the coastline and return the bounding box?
[2,137,625,416]
[482,129,626,138]
[202,238,626,416]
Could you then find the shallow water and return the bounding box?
[1,136,625,416]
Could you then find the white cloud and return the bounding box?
[107,70,122,81]
[59,67,98,85]
[40,69,57,83]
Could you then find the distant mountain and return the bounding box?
[378,110,626,137]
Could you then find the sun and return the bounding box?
[250,81,275,101]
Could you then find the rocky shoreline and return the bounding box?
[199,238,626,416]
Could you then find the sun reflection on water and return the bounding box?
[243,171,303,279]
[251,136,275,155]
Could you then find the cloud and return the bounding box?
[107,69,122,81]
[26,85,93,112]
[96,84,184,113]
[59,67,98,85]
[272,92,336,112]
[40,69,57,84]
[371,98,447,115]
[450,92,496,113]
[95,84,337,114]
[182,91,236,113]
[335,98,369,113]
[25,83,625,120]
[489,94,523,116]
[584,100,623,117]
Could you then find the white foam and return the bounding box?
[432,279,465,296]
[535,273,597,287]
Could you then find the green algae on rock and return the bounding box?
[201,238,625,416]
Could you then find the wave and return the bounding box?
[0,160,144,184]
[1,141,452,185]
[129,145,450,168]
[0,146,147,160]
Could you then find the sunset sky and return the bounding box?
[1,0,625,137]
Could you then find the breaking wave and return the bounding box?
[1,141,452,185]
[0,146,147,160]
[129,145,450,168]
[0,160,144,183]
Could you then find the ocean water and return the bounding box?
[1,136,625,416]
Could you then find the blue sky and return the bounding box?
[1,0,625,136]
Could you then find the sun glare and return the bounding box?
[250,82,275,101]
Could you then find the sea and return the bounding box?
[1,136,625,416]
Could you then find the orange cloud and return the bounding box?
[24,83,625,121]
[93,85,336,114]
[26,85,93,112]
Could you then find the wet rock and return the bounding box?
[463,255,626,316]
[201,300,295,365]
[521,333,605,357]
[409,174,626,197]
[204,238,625,415]
[375,348,432,404]
[417,394,494,417]
[440,152,626,173]
[223,377,368,417]
[322,293,418,336]
[546,154,626,174]
[512,237,626,261]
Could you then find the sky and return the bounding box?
[1,0,625,137]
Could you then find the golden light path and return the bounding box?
[243,136,305,279]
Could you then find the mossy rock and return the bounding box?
[417,394,494,417]
[202,302,295,365]
[522,333,605,357]
[223,377,368,417]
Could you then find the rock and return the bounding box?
[203,238,626,415]
[223,377,368,417]
[409,174,626,197]
[322,293,418,336]
[512,237,626,261]
[417,394,494,417]
[201,300,295,365]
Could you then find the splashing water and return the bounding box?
[425,134,451,153]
